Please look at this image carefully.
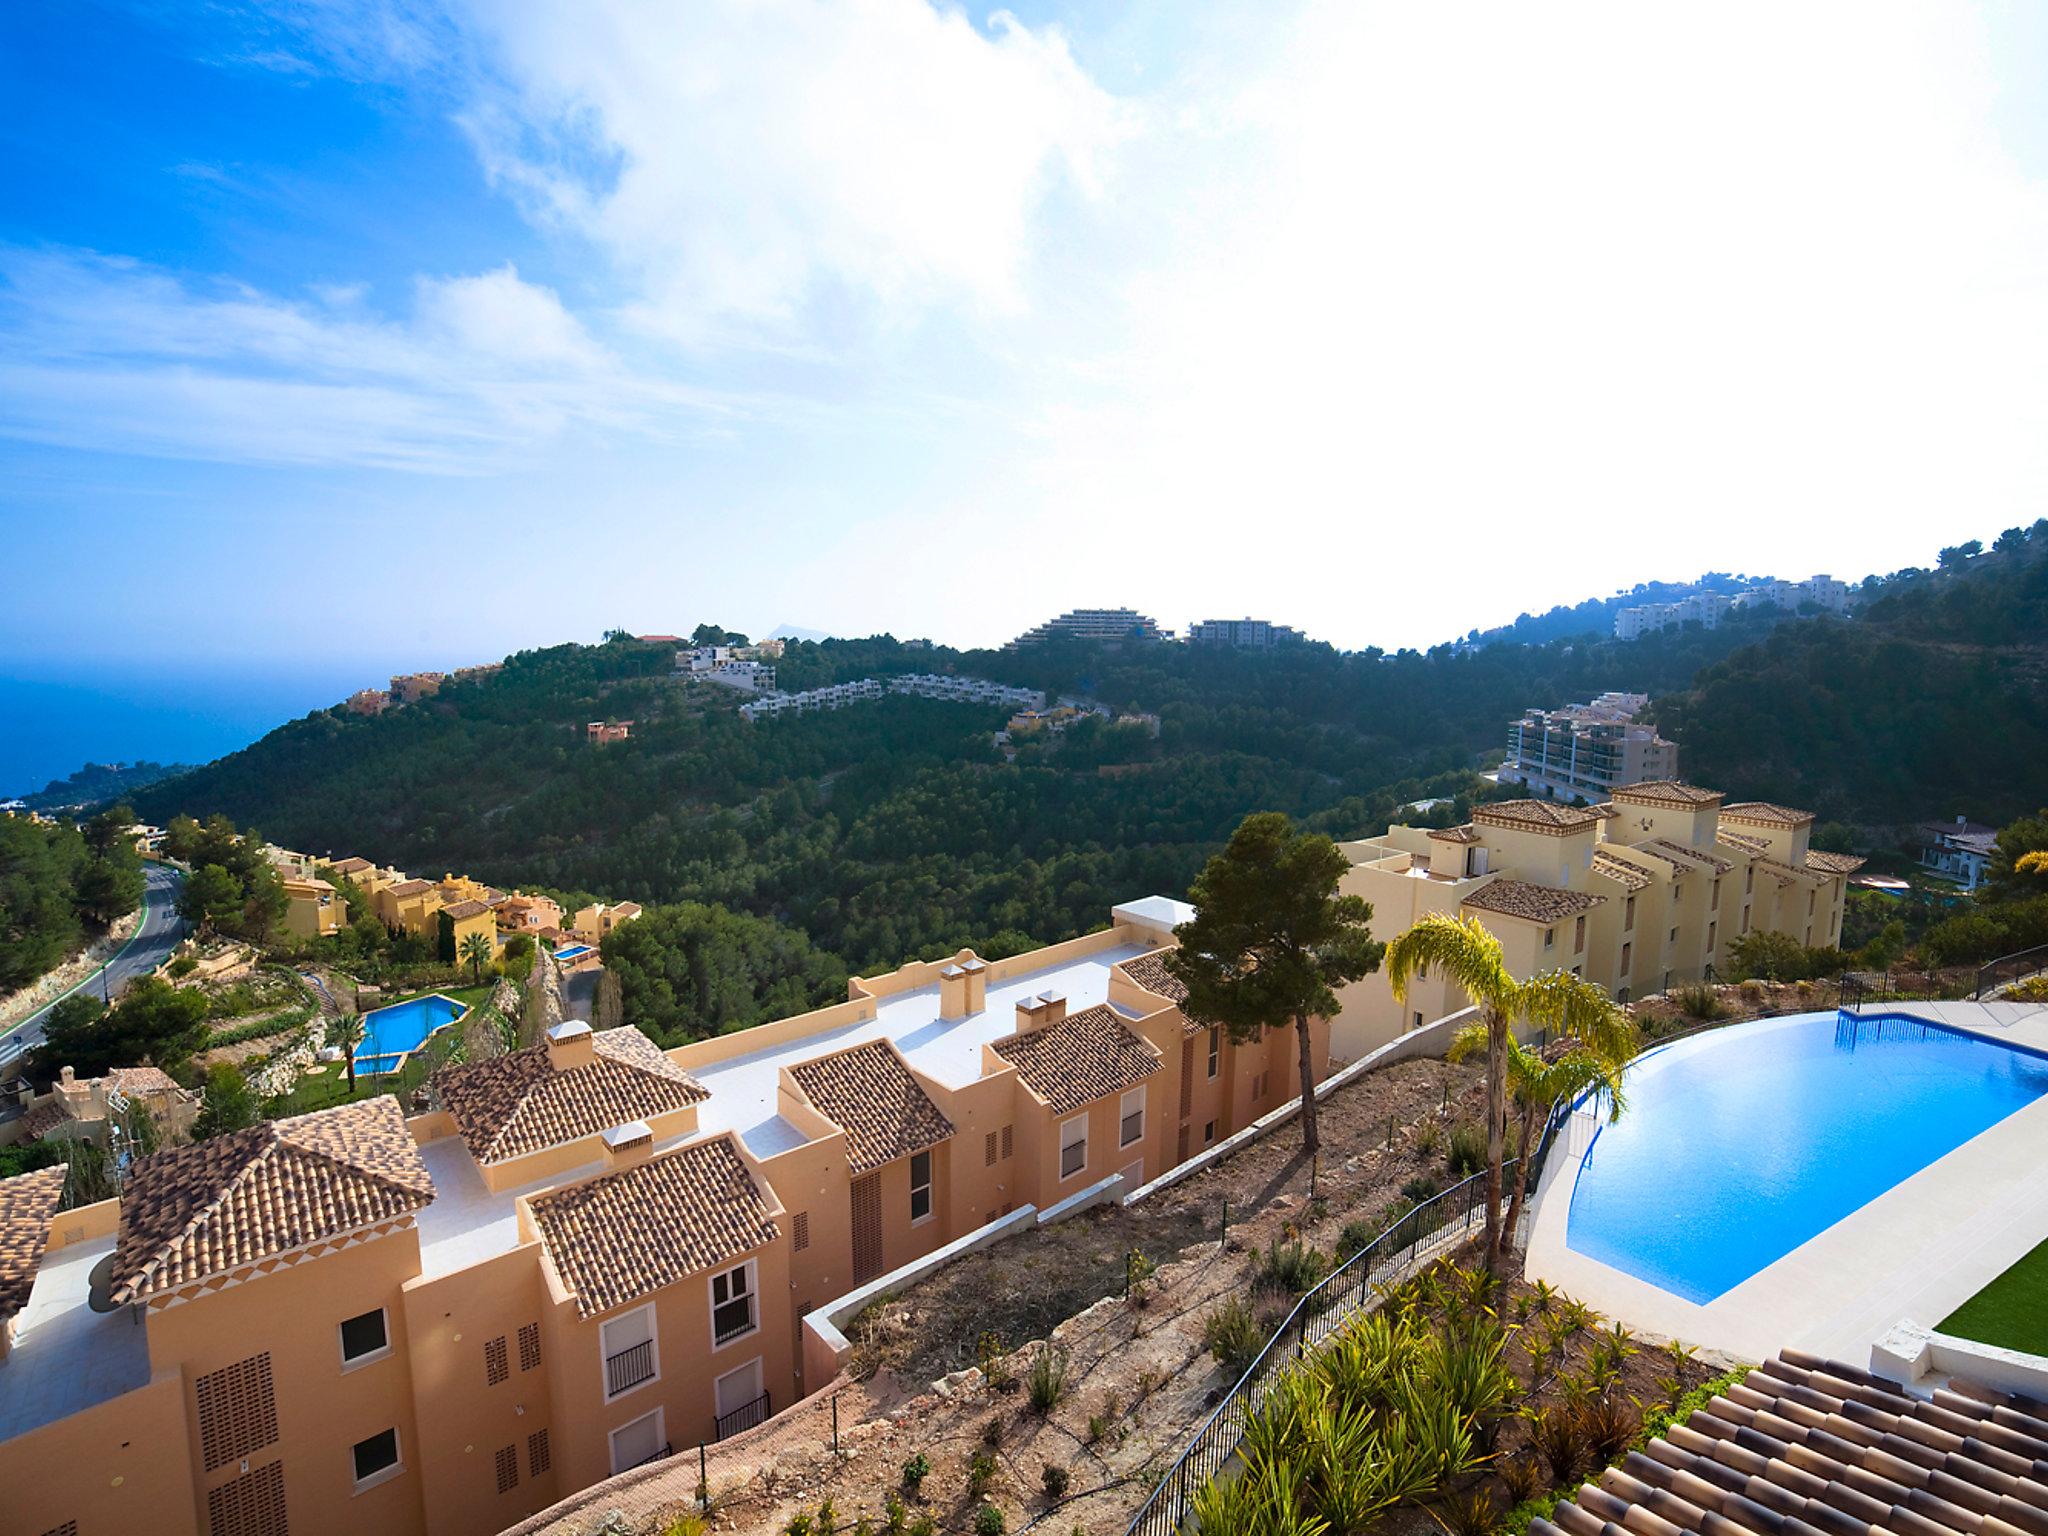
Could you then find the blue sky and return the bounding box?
[5,0,2048,705]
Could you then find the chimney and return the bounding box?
[959,957,987,1014]
[59,1066,75,1087]
[1037,990,1067,1025]
[545,1020,596,1072]
[600,1121,653,1171]
[1015,994,1048,1033]
[939,964,969,1021]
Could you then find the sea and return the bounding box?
[0,664,374,800]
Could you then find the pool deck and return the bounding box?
[1524,1000,2048,1366]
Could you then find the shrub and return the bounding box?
[1402,1174,1442,1206]
[1026,1347,1070,1415]
[899,1453,929,1493]
[1042,1463,1070,1501]
[1527,1401,1590,1484]
[167,955,198,978]
[1086,1412,1108,1444]
[907,1517,937,1536]
[1446,1122,1486,1177]
[1430,1486,1499,1536]
[659,1517,707,1536]
[1252,1237,1329,1297]
[883,1493,908,1534]
[1336,1219,1380,1260]
[1499,1451,1546,1503]
[784,1517,812,1536]
[1673,983,1725,1021]
[967,1450,997,1497]
[974,1505,1006,1536]
[1204,1296,1269,1381]
[977,1331,1013,1390]
[1414,1118,1443,1156]
[1580,1393,1641,1465]
[981,1415,1004,1448]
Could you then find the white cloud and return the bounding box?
[0,250,730,470]
[447,0,1127,337]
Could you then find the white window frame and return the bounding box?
[351,1425,404,1494]
[338,1306,391,1373]
[600,1301,660,1403]
[714,1356,765,1421]
[1206,1027,1220,1080]
[708,1260,759,1350]
[1119,1085,1146,1149]
[909,1149,934,1226]
[1058,1113,1088,1182]
[1543,927,1555,949]
[607,1407,666,1476]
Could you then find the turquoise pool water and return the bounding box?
[1565,1011,2048,1304]
[552,944,593,962]
[356,993,467,1073]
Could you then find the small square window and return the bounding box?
[339,1308,388,1367]
[352,1427,401,1489]
[909,1149,933,1224]
[1203,1120,1216,1144]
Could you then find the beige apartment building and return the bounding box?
[1330,783,1862,1060]
[0,897,1325,1536]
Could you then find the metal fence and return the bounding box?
[1976,944,2048,1000]
[1123,1162,1510,1536]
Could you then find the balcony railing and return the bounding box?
[629,1441,672,1470]
[715,1390,771,1441]
[605,1339,655,1398]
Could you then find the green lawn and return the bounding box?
[1939,1237,2048,1355]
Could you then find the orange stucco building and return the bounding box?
[0,897,1328,1536]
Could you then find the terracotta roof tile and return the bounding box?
[105,1066,182,1097]
[1753,854,1829,885]
[1715,829,1771,855]
[1531,1352,2031,1536]
[329,856,372,874]
[433,1027,709,1165]
[442,899,491,920]
[1804,849,1866,874]
[1721,800,1815,826]
[529,1135,779,1318]
[21,1101,68,1139]
[1472,800,1605,835]
[1616,842,1697,877]
[1425,824,1483,844]
[387,878,435,897]
[788,1041,953,1174]
[1589,852,1651,892]
[993,1004,1161,1115]
[1461,878,1605,924]
[0,1165,67,1319]
[1609,780,1725,808]
[110,1096,433,1303]
[1640,837,1733,874]
[1119,952,1188,1006]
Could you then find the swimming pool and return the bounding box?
[1564,1011,2048,1304]
[552,944,593,962]
[355,993,468,1073]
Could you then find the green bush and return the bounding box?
[973,1506,1005,1536]
[1252,1237,1329,1297]
[167,955,198,978]
[899,1453,929,1493]
[1335,1219,1380,1260]
[1401,1174,1441,1205]
[1025,1346,1069,1415]
[1203,1296,1269,1381]
[967,1450,996,1497]
[1041,1463,1069,1501]
[1446,1122,1486,1177]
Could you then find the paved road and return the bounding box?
[0,862,188,1066]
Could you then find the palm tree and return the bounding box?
[1385,913,1635,1270]
[1449,1026,1630,1253]
[334,1012,367,1096]
[460,930,495,985]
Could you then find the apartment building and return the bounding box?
[343,689,390,717]
[1007,608,1170,647]
[1185,617,1305,648]
[887,673,1046,710]
[1611,591,1733,641]
[701,660,777,695]
[0,899,1320,1536]
[1916,816,1999,891]
[1329,783,1862,1059]
[282,875,345,940]
[1499,692,1679,802]
[739,679,884,721]
[572,902,644,944]
[390,673,446,704]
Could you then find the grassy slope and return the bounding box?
[1939,1235,2048,1355]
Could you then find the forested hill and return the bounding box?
[130,620,1758,973]
[1654,523,2048,824]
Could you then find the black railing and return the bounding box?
[629,1441,673,1470]
[1977,944,2048,1000]
[1124,1162,1509,1536]
[714,1390,771,1441]
[605,1339,655,1398]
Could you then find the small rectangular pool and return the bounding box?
[1565,1011,2048,1304]
[355,993,468,1073]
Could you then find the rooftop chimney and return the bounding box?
[939,964,969,1021]
[600,1120,653,1170]
[1037,990,1067,1025]
[960,957,988,1014]
[1015,994,1048,1033]
[545,1020,596,1072]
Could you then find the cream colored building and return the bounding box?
[1330,783,1863,1061]
[0,898,1324,1536]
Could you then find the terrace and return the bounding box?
[0,1235,151,1440]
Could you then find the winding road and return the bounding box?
[0,862,188,1066]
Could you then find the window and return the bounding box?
[485,1335,509,1386]
[339,1308,389,1369]
[909,1150,933,1224]
[1708,921,1717,951]
[352,1427,402,1491]
[1412,1011,1424,1030]
[793,1210,810,1251]
[600,1304,658,1400]
[1624,896,1635,931]
[1573,915,1586,954]
[1745,866,1754,895]
[710,1262,758,1347]
[1543,927,1555,949]
[1119,1086,1146,1148]
[1620,942,1632,975]
[1207,1027,1220,1079]
[1669,927,1679,946]
[1711,878,1721,910]
[1204,1119,1216,1144]
[608,1409,666,1476]
[1059,1114,1087,1180]
[1808,889,1816,915]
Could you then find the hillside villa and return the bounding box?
[1330,783,1860,1059]
[0,896,1322,1536]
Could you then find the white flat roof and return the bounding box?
[0,1235,150,1440]
[1111,896,1194,934]
[691,942,1155,1159]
